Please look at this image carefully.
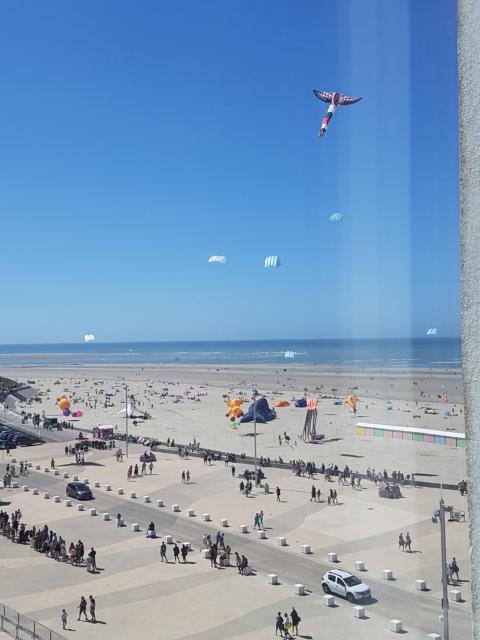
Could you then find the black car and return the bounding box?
[66,482,93,500]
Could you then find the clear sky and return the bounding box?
[0,0,459,343]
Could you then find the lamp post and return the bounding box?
[252,389,258,485]
[125,385,129,459]
[439,496,450,640]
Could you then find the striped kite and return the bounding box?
[313,90,362,137]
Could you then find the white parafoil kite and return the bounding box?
[426,328,438,336]
[84,334,95,343]
[264,256,281,268]
[329,212,343,222]
[285,351,295,359]
[208,255,227,264]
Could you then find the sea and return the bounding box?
[0,338,462,369]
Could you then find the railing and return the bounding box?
[0,603,67,640]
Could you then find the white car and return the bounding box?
[321,570,371,602]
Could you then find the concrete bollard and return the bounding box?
[188,509,195,517]
[144,496,151,503]
[32,488,39,495]
[353,606,365,619]
[53,470,59,476]
[117,487,123,495]
[323,595,335,607]
[118,518,124,527]
[43,492,49,499]
[221,557,230,567]
[201,548,211,559]
[354,560,365,572]
[102,513,110,521]
[22,485,29,492]
[105,484,112,491]
[35,465,41,470]
[12,481,19,489]
[89,508,97,516]
[277,536,287,546]
[164,535,173,544]
[328,552,338,563]
[94,481,100,488]
[129,491,137,499]
[427,635,441,640]
[240,524,248,534]
[156,499,164,507]
[257,530,266,539]
[11,458,17,463]
[73,475,79,481]
[268,574,279,585]
[294,584,305,595]
[415,579,427,591]
[301,544,311,554]
[450,590,462,602]
[43,467,49,473]
[390,620,403,633]
[78,504,84,511]
[54,496,61,503]
[63,472,69,479]
[202,513,211,522]
[172,504,180,512]
[131,523,140,532]
[64,499,71,507]
[220,518,228,527]
[382,569,393,580]
[83,478,89,484]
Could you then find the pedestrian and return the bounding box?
[61,609,68,630]
[283,613,293,639]
[89,547,97,571]
[275,611,284,637]
[116,513,122,527]
[276,486,281,502]
[398,533,405,551]
[451,557,460,581]
[316,487,321,502]
[127,465,132,481]
[51,458,55,470]
[259,510,264,528]
[290,607,300,636]
[310,485,316,502]
[89,595,96,623]
[173,543,180,563]
[181,471,186,484]
[231,466,235,477]
[160,541,167,562]
[181,544,188,563]
[77,596,88,621]
[186,470,190,483]
[235,552,242,574]
[254,513,260,529]
[405,531,412,552]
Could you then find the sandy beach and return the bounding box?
[1,364,466,484]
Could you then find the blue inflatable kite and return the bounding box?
[240,397,277,423]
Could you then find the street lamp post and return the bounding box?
[125,385,129,459]
[439,497,450,640]
[252,389,258,485]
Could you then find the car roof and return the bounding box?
[326,570,354,579]
[68,481,88,487]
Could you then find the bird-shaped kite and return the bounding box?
[313,90,362,137]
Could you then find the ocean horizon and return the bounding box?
[0,338,462,369]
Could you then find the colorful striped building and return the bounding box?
[355,422,465,448]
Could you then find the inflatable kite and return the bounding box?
[240,396,277,423]
[345,394,359,415]
[226,399,245,407]
[426,328,437,336]
[285,351,295,359]
[208,255,227,264]
[264,256,281,268]
[313,90,361,137]
[84,334,95,343]
[329,212,343,222]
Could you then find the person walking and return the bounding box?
[61,609,68,630]
[127,465,132,481]
[451,557,460,581]
[186,470,190,483]
[173,543,180,563]
[181,471,186,484]
[116,513,122,527]
[160,541,167,562]
[275,611,284,637]
[290,607,300,636]
[405,531,412,552]
[283,613,293,639]
[88,547,97,571]
[310,485,316,502]
[235,552,242,574]
[276,486,281,502]
[231,466,235,477]
[398,533,405,551]
[316,487,321,502]
[77,596,88,621]
[89,595,96,623]
[51,458,55,470]
[181,544,188,563]
[254,513,260,529]
[259,510,264,529]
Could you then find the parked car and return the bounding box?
[321,570,371,602]
[66,482,93,500]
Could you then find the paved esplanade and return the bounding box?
[0,442,471,639]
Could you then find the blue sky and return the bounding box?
[0,0,459,343]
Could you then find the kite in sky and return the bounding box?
[313,90,362,137]
[264,256,281,268]
[208,255,227,264]
[426,328,438,336]
[329,212,343,223]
